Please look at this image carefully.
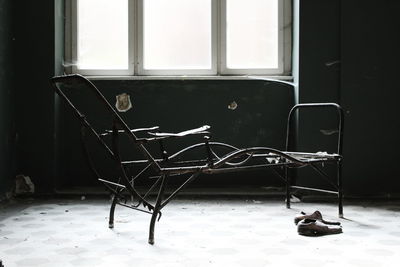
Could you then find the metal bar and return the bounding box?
[291,186,338,195]
[283,151,341,159]
[117,202,153,215]
[103,126,160,134]
[130,163,153,183]
[101,183,126,199]
[160,172,201,209]
[338,161,343,217]
[98,178,126,189]
[270,167,287,183]
[285,103,344,155]
[309,164,338,189]
[149,175,168,245]
[201,162,297,174]
[285,167,291,208]
[122,158,201,165]
[109,195,119,228]
[142,176,162,199]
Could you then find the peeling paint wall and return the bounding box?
[56,80,295,189]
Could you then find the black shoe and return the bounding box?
[294,211,341,226]
[297,218,342,236]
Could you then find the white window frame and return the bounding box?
[65,0,292,77]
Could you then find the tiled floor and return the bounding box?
[1,197,400,267]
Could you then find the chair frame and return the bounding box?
[51,74,344,244]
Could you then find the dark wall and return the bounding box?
[13,0,62,193]
[340,1,400,196]
[0,0,16,198]
[296,0,342,191]
[298,0,400,197]
[2,0,400,197]
[56,79,295,189]
[299,0,341,103]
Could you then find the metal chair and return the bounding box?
[51,74,344,244]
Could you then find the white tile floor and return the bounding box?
[1,197,400,267]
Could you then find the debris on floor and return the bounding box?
[14,175,35,195]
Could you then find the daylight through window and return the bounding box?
[67,0,291,76]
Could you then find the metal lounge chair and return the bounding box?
[51,74,344,244]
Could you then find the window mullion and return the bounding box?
[137,0,144,75]
[70,0,78,74]
[219,0,227,75]
[131,0,138,75]
[215,0,222,75]
[210,0,218,75]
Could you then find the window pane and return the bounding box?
[77,0,128,70]
[143,0,212,70]
[226,0,278,69]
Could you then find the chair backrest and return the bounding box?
[285,103,344,155]
[50,74,159,168]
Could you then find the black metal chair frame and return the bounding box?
[51,74,344,245]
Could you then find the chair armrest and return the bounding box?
[147,125,211,138]
[131,126,160,133]
[101,126,160,136]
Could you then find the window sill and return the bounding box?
[87,75,294,84]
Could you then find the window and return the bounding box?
[65,0,291,76]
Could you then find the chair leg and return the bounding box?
[109,195,118,228]
[285,168,291,209]
[337,162,343,218]
[148,175,168,245]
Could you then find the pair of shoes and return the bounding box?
[294,211,341,226]
[297,218,342,236]
[295,211,342,236]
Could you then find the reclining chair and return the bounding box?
[51,74,344,244]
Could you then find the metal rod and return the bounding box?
[338,161,343,217]
[142,176,162,199]
[309,164,338,189]
[149,175,168,245]
[131,163,153,183]
[285,167,291,208]
[117,202,153,215]
[291,186,338,195]
[270,167,287,183]
[98,178,126,189]
[161,172,200,209]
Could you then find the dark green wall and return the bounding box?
[0,0,16,198]
[56,79,295,189]
[298,0,400,197]
[296,0,342,192]
[12,0,64,194]
[2,0,400,197]
[340,1,400,196]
